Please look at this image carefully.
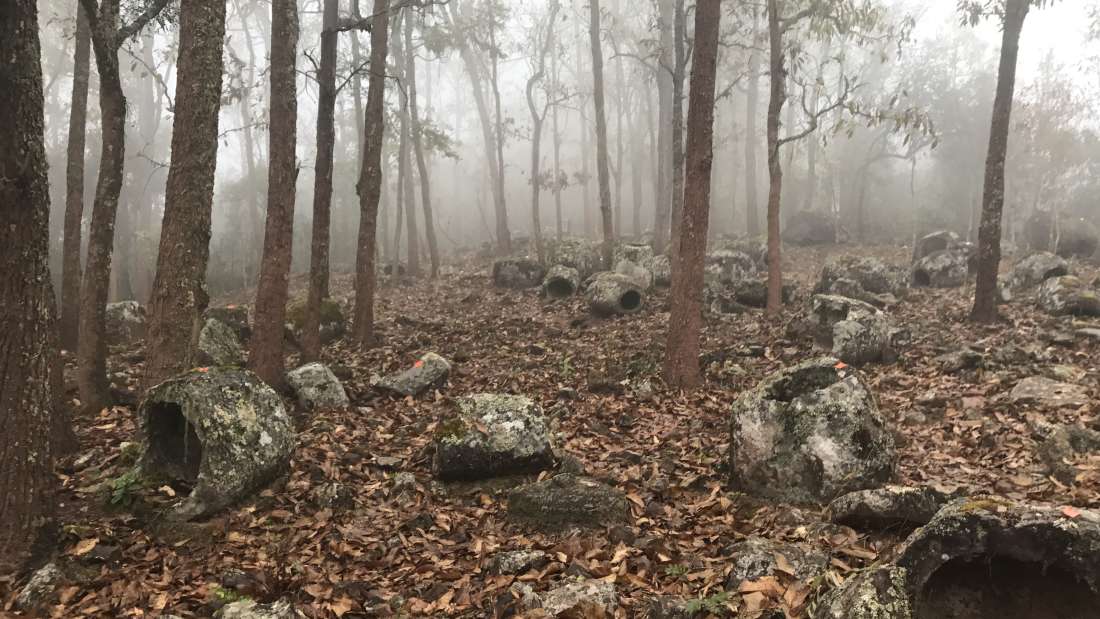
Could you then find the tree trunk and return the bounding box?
[551,44,564,240]
[745,22,761,237]
[145,0,227,388]
[79,0,129,414]
[764,0,785,316]
[527,1,559,265]
[653,0,673,252]
[352,0,392,347]
[0,0,60,568]
[397,11,420,278]
[302,0,339,362]
[631,87,644,237]
[664,0,720,390]
[250,0,299,387]
[407,12,440,278]
[589,0,614,269]
[61,1,91,351]
[668,0,687,262]
[971,0,1029,323]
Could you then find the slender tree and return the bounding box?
[589,0,615,268]
[61,2,92,351]
[764,0,785,315]
[664,0,721,389]
[653,0,674,252]
[0,0,60,568]
[667,0,687,261]
[744,8,761,237]
[250,0,299,387]
[303,0,340,361]
[144,1,227,388]
[971,0,1031,323]
[526,0,562,265]
[76,0,172,413]
[407,11,441,278]
[352,0,393,347]
[394,10,420,278]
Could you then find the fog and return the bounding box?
[34,0,1100,302]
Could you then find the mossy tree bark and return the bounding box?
[0,0,61,569]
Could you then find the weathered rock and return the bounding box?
[645,596,699,619]
[1037,275,1100,316]
[490,550,550,575]
[817,256,908,307]
[783,210,835,246]
[546,237,603,278]
[1005,251,1069,291]
[707,249,758,283]
[614,259,654,290]
[538,579,618,616]
[216,599,302,619]
[204,306,251,342]
[826,485,960,530]
[644,254,672,287]
[15,563,63,612]
[507,474,631,530]
[913,230,961,262]
[196,318,245,366]
[492,258,546,289]
[911,249,968,288]
[105,300,147,345]
[286,362,349,410]
[811,295,891,364]
[615,242,655,265]
[932,348,984,374]
[727,537,828,584]
[728,358,896,503]
[1010,375,1088,408]
[542,264,581,298]
[140,367,295,520]
[432,394,555,481]
[373,352,452,397]
[815,497,1100,619]
[1039,425,1100,484]
[1076,327,1100,342]
[586,272,644,316]
[285,298,346,345]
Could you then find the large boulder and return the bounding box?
[139,367,295,520]
[615,242,655,265]
[911,249,968,288]
[783,210,836,246]
[507,473,631,530]
[614,259,654,290]
[586,272,644,316]
[105,300,147,345]
[546,237,603,278]
[816,256,907,307]
[285,298,346,346]
[729,358,896,503]
[542,264,581,299]
[373,352,452,397]
[913,230,961,262]
[196,318,245,366]
[1010,375,1088,408]
[811,295,892,365]
[815,497,1100,619]
[707,249,758,283]
[204,305,250,342]
[1037,275,1100,316]
[491,258,546,289]
[432,394,555,481]
[286,362,349,410]
[1005,251,1069,291]
[826,485,960,530]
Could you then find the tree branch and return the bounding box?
[117,0,173,43]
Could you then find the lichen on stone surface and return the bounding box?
[432,393,555,481]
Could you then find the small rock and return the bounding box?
[1039,425,1100,484]
[490,550,550,575]
[911,249,969,288]
[492,258,546,289]
[508,474,632,530]
[539,579,618,617]
[1010,376,1088,408]
[432,394,555,481]
[373,352,452,397]
[196,318,246,366]
[1076,327,1100,342]
[727,537,828,584]
[826,485,960,530]
[204,306,251,342]
[1037,275,1100,317]
[1005,251,1069,290]
[215,599,302,619]
[15,563,63,611]
[933,348,984,374]
[286,362,350,410]
[392,471,417,495]
[644,254,672,287]
[105,300,147,345]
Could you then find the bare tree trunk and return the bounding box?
[406,12,439,278]
[971,0,1029,323]
[0,0,60,568]
[352,0,392,347]
[589,0,614,268]
[397,11,420,278]
[488,17,509,252]
[668,0,687,261]
[551,43,564,240]
[61,2,91,351]
[250,0,299,387]
[631,86,644,237]
[145,1,226,388]
[527,1,560,265]
[653,0,673,252]
[764,0,785,316]
[744,8,761,237]
[664,0,720,390]
[302,0,339,362]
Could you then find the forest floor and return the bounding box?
[4,244,1100,618]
